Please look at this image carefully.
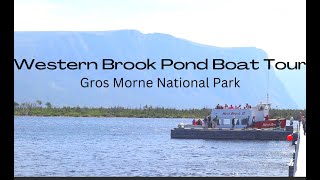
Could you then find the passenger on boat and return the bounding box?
[224,104,228,109]
[217,105,223,109]
[244,103,252,109]
[230,105,234,109]
[208,116,212,128]
[204,117,208,128]
[275,118,280,128]
[231,117,235,128]
[213,115,218,128]
[246,116,250,128]
[252,116,256,127]
[192,119,196,126]
[197,119,202,125]
[264,114,269,121]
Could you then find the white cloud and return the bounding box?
[50,82,64,91]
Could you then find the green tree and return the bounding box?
[45,102,52,108]
[14,101,19,109]
[36,100,42,107]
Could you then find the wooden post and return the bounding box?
[288,159,294,177]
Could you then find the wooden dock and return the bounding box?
[294,124,306,177]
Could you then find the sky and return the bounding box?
[14,0,306,108]
[14,0,306,61]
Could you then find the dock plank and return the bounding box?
[294,124,306,177]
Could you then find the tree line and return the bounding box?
[14,100,306,119]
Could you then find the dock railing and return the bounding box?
[289,121,300,177]
[294,122,300,174]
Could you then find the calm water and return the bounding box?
[14,116,295,177]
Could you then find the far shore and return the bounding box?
[14,115,193,119]
[14,102,306,120]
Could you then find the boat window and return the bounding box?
[223,119,230,125]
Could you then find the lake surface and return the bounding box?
[14,116,295,177]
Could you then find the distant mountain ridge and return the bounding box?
[14,30,298,109]
[274,66,306,109]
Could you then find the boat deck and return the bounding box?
[171,127,293,140]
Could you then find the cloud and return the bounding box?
[49,81,64,91]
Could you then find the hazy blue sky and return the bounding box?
[14,0,306,108]
[15,0,305,62]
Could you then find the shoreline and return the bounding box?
[14,106,305,120]
[14,115,194,119]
